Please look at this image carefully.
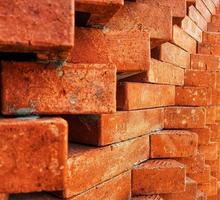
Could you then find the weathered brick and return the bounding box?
[199,142,218,161]
[212,15,220,25]
[199,43,220,57]
[0,0,74,61]
[0,194,8,200]
[1,62,116,115]
[164,107,206,129]
[175,86,212,106]
[206,157,220,173]
[214,72,220,89]
[190,54,220,71]
[190,128,211,145]
[212,90,220,105]
[208,124,220,139]
[181,16,202,42]
[152,42,190,69]
[121,58,184,85]
[203,32,220,45]
[117,82,175,110]
[203,0,216,15]
[161,177,197,200]
[64,135,149,198]
[216,107,220,120]
[10,193,58,200]
[208,22,220,32]
[198,176,218,196]
[197,190,207,200]
[188,5,208,31]
[132,195,164,200]
[69,27,150,72]
[105,1,172,48]
[0,117,67,193]
[211,0,219,7]
[75,0,123,25]
[67,108,164,146]
[150,130,198,158]
[206,107,216,125]
[132,159,185,195]
[196,0,212,22]
[172,25,197,54]
[188,165,211,184]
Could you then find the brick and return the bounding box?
[203,0,216,14]
[197,190,207,200]
[137,0,186,18]
[208,124,220,139]
[212,90,220,105]
[203,32,220,45]
[184,70,215,88]
[211,0,219,7]
[199,43,220,57]
[206,107,216,125]
[206,157,220,173]
[0,0,74,61]
[172,25,197,54]
[161,177,197,200]
[199,142,218,161]
[207,22,220,32]
[10,193,58,200]
[0,194,8,200]
[117,82,175,111]
[190,128,211,145]
[216,107,220,120]
[190,54,220,71]
[212,14,220,25]
[198,176,218,196]
[121,58,184,86]
[132,195,164,200]
[69,27,150,72]
[106,1,172,48]
[175,86,212,106]
[214,72,220,89]
[75,0,123,25]
[67,108,164,146]
[188,5,208,31]
[188,165,211,184]
[0,117,67,193]
[196,0,212,22]
[164,107,206,129]
[132,159,185,195]
[150,130,198,158]
[152,42,190,69]
[1,62,116,115]
[64,135,149,198]
[181,16,202,42]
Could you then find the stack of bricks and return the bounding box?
[1,0,220,200]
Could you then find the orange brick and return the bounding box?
[216,107,220,120]
[152,42,190,69]
[64,135,149,198]
[69,27,150,72]
[198,176,218,196]
[150,130,198,158]
[214,72,220,89]
[212,90,220,105]
[1,62,116,115]
[206,107,216,125]
[196,0,212,22]
[117,82,175,111]
[175,86,212,106]
[208,124,220,139]
[188,5,208,31]
[106,1,172,48]
[161,177,197,200]
[164,107,206,129]
[0,194,8,200]
[121,58,184,85]
[197,190,207,200]
[181,16,202,42]
[172,25,197,54]
[212,15,220,25]
[132,195,164,200]
[206,157,220,173]
[75,0,123,25]
[67,108,164,146]
[188,165,211,184]
[0,0,74,61]
[184,70,215,87]
[203,32,220,45]
[203,0,216,15]
[10,193,58,200]
[199,142,218,161]
[208,22,220,32]
[190,128,211,145]
[190,54,220,71]
[132,159,185,195]
[199,43,220,57]
[0,117,67,193]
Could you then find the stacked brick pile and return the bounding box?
[1,0,220,200]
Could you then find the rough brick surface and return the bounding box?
[188,165,211,184]
[1,62,116,115]
[0,194,8,200]
[132,195,164,200]
[0,117,67,193]
[164,107,206,129]
[132,159,185,195]
[199,142,218,161]
[117,82,175,110]
[206,107,216,125]
[199,43,220,57]
[190,128,211,144]
[67,108,164,146]
[196,0,212,22]
[69,27,150,72]
[64,135,149,198]
[150,130,198,158]
[203,0,216,15]
[203,32,220,44]
[0,0,74,60]
[198,176,218,196]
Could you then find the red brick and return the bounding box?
[188,165,211,184]
[10,193,58,200]
[188,5,208,31]
[64,135,149,198]
[207,22,220,32]
[206,157,220,173]
[150,130,198,158]
[214,72,220,89]
[208,124,220,139]
[181,16,203,42]
[106,1,172,48]
[216,107,220,120]
[0,0,74,61]
[190,128,211,145]
[199,43,220,57]
[175,86,212,106]
[67,108,164,146]
[212,15,220,25]
[184,70,215,88]
[161,177,197,200]
[190,54,220,71]
[206,107,216,125]
[132,159,185,195]
[69,27,150,72]
[0,117,67,193]
[117,83,175,111]
[75,0,123,25]
[172,25,197,54]
[203,0,216,14]
[1,62,116,115]
[196,0,212,22]
[198,176,218,196]
[121,58,184,85]
[164,107,206,129]
[0,194,8,200]
[137,0,186,18]
[197,190,208,200]
[203,32,220,45]
[199,142,218,161]
[132,195,164,200]
[152,42,190,69]
[212,90,220,105]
